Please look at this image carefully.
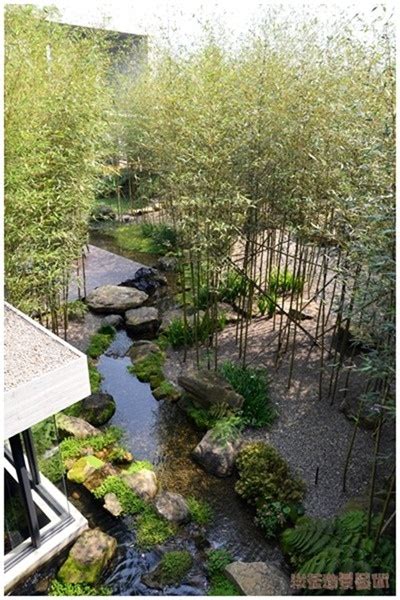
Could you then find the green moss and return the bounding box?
[206,549,241,596]
[128,349,166,387]
[111,222,177,255]
[152,380,181,401]
[62,401,83,418]
[67,456,105,484]
[187,497,213,525]
[107,446,131,464]
[59,426,123,461]
[157,550,193,586]
[208,573,241,596]
[58,554,104,585]
[86,325,116,359]
[136,507,176,549]
[39,453,65,483]
[88,361,102,393]
[49,581,112,596]
[123,460,155,474]
[93,475,146,515]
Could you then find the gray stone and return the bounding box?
[58,528,117,584]
[128,340,160,362]
[80,393,116,426]
[160,309,205,332]
[102,314,124,329]
[86,285,148,314]
[154,491,190,523]
[121,469,158,501]
[125,306,160,337]
[103,492,123,517]
[56,413,101,439]
[178,369,244,411]
[192,429,241,477]
[224,561,290,596]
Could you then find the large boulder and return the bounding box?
[178,369,244,411]
[86,285,148,314]
[67,456,105,484]
[154,491,190,524]
[128,340,160,362]
[56,414,101,439]
[121,469,158,501]
[80,393,116,426]
[125,306,160,337]
[58,528,117,584]
[192,429,241,477]
[121,267,167,296]
[224,561,290,596]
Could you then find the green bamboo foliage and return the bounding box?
[5,6,112,329]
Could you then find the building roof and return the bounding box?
[4,303,91,439]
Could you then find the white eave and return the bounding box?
[4,302,91,439]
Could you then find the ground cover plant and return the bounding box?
[49,581,112,596]
[187,497,214,525]
[111,222,177,255]
[155,550,193,586]
[86,325,116,359]
[206,548,241,596]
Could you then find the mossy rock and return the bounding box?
[67,456,105,484]
[142,550,193,589]
[152,381,181,402]
[58,528,117,584]
[80,393,116,427]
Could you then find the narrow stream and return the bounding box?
[11,228,284,596]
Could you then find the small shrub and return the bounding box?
[59,426,123,461]
[93,475,146,515]
[157,550,193,585]
[88,361,102,393]
[136,507,176,549]
[49,581,111,596]
[86,325,116,359]
[39,453,65,483]
[210,415,243,445]
[235,442,305,507]
[254,501,293,539]
[219,362,276,427]
[66,300,88,321]
[187,497,213,525]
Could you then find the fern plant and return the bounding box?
[282,510,395,581]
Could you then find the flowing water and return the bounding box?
[11,228,285,596]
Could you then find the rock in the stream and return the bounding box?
[58,528,117,584]
[80,393,116,426]
[121,469,158,501]
[67,456,105,484]
[128,340,160,362]
[121,266,167,296]
[102,314,124,329]
[224,561,290,596]
[192,429,241,477]
[125,306,160,337]
[103,492,123,517]
[154,491,190,523]
[56,414,101,439]
[86,285,148,314]
[178,369,244,411]
[156,255,178,272]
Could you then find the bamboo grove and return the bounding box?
[116,7,395,532]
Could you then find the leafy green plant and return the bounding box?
[59,426,123,461]
[140,222,178,252]
[39,453,65,484]
[206,548,241,596]
[210,415,243,444]
[257,292,278,317]
[123,460,155,474]
[135,506,176,549]
[49,581,112,596]
[282,510,395,581]
[219,362,276,427]
[185,400,235,430]
[86,325,116,359]
[187,497,213,525]
[235,442,305,507]
[65,300,88,321]
[157,550,193,586]
[165,313,226,349]
[254,501,295,539]
[268,269,304,296]
[218,272,248,305]
[93,475,146,514]
[31,417,57,456]
[111,222,177,255]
